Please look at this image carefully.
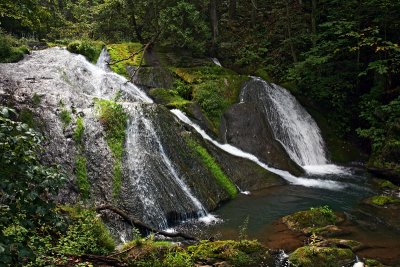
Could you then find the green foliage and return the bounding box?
[163,249,192,267]
[107,43,143,78]
[74,116,85,144]
[174,79,192,100]
[0,106,66,265]
[95,99,127,198]
[75,156,90,199]
[0,31,29,63]
[57,207,115,255]
[159,1,210,54]
[67,40,104,63]
[186,138,237,198]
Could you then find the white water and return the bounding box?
[171,109,345,190]
[125,104,217,229]
[211,58,222,67]
[240,77,348,175]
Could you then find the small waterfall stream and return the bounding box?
[124,104,215,229]
[171,109,345,190]
[240,77,346,174]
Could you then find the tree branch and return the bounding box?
[96,205,198,241]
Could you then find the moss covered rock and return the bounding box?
[288,246,354,267]
[366,195,400,206]
[282,206,339,234]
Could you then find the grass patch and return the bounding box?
[369,195,400,206]
[95,99,127,198]
[186,138,237,198]
[67,40,104,63]
[75,156,90,199]
[107,42,144,78]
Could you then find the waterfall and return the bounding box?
[171,109,345,190]
[211,58,222,67]
[124,104,217,229]
[96,47,111,71]
[240,77,347,174]
[7,47,214,229]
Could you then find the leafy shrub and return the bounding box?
[0,31,29,63]
[67,40,103,63]
[163,250,192,267]
[57,207,115,255]
[0,106,66,265]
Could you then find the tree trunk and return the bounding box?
[229,0,237,20]
[286,2,297,63]
[210,0,218,55]
[251,0,257,28]
[311,0,317,47]
[96,205,198,241]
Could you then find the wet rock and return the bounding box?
[221,103,303,176]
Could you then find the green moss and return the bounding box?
[95,99,127,198]
[289,246,354,267]
[369,195,400,206]
[67,40,104,63]
[107,43,144,78]
[283,206,337,232]
[73,116,85,144]
[379,180,398,190]
[75,156,90,199]
[149,88,191,109]
[186,138,237,198]
[187,240,271,266]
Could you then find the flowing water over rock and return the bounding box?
[239,77,347,174]
[123,103,216,229]
[0,47,222,232]
[172,109,348,190]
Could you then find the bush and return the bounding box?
[57,207,115,256]
[0,31,29,63]
[67,40,104,63]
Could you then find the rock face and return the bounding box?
[221,103,304,176]
[0,48,285,241]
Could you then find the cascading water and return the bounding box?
[124,104,216,229]
[0,47,215,229]
[240,77,346,174]
[171,109,345,190]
